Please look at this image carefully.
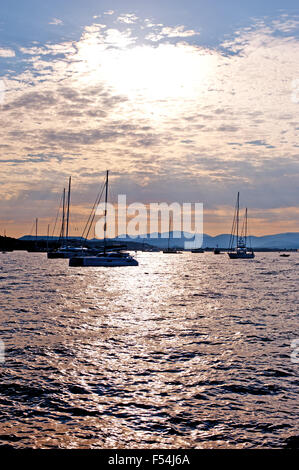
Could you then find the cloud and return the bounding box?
[161,25,200,38]
[146,25,200,42]
[0,153,66,164]
[19,42,75,56]
[272,18,299,33]
[117,14,139,24]
[0,47,15,57]
[49,18,64,26]
[245,140,268,146]
[217,125,239,132]
[1,13,299,236]
[5,90,57,110]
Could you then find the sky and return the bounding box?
[0,0,298,237]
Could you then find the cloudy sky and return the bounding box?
[0,0,298,237]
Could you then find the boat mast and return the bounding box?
[66,176,71,244]
[103,170,109,254]
[35,218,38,244]
[236,192,240,248]
[168,212,171,251]
[47,223,50,252]
[60,188,66,245]
[244,207,248,247]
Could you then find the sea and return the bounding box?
[0,251,298,449]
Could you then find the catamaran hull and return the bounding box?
[228,252,255,259]
[48,252,74,259]
[48,250,94,259]
[69,257,139,267]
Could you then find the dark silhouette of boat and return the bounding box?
[47,177,91,258]
[69,171,138,267]
[163,213,181,254]
[191,247,204,253]
[228,193,255,259]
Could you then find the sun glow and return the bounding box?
[74,28,218,116]
[99,44,215,100]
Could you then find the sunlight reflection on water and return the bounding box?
[0,251,298,448]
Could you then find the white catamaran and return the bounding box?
[228,192,255,259]
[69,171,139,267]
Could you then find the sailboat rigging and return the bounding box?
[228,192,255,259]
[163,211,181,253]
[48,177,90,258]
[69,171,139,267]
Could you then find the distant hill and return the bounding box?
[19,232,299,249]
[114,232,299,249]
[19,236,61,241]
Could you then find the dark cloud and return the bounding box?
[245,140,268,146]
[5,91,57,110]
[217,125,239,132]
[0,153,69,164]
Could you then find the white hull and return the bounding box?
[228,251,255,259]
[48,248,91,259]
[69,253,138,267]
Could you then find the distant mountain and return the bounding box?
[19,236,62,241]
[19,232,299,249]
[114,232,299,249]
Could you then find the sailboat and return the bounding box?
[48,179,73,258]
[163,212,181,253]
[69,171,138,267]
[48,178,93,259]
[27,218,47,252]
[228,193,255,259]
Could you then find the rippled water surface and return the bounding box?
[0,251,298,448]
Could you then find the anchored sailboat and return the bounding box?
[48,178,75,258]
[163,212,181,253]
[69,171,138,267]
[228,193,255,259]
[27,218,47,252]
[47,177,93,258]
[214,245,221,255]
